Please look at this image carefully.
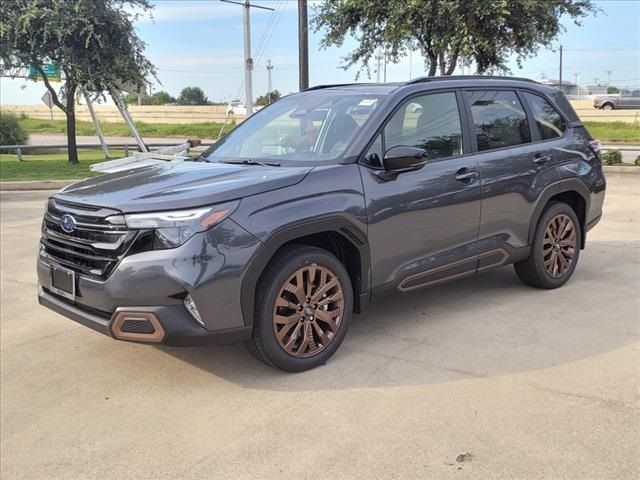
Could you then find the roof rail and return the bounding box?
[304,82,394,91]
[304,83,361,91]
[406,75,540,85]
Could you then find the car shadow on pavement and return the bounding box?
[155,239,640,391]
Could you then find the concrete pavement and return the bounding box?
[1,175,639,479]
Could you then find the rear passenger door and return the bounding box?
[464,89,561,265]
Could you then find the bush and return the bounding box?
[635,155,640,167]
[601,149,622,165]
[0,112,29,146]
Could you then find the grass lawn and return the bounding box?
[583,122,640,144]
[0,149,125,181]
[17,117,638,144]
[19,118,232,138]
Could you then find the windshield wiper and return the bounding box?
[218,159,281,167]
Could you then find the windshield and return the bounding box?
[204,90,386,163]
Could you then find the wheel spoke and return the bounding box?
[317,290,343,308]
[277,320,299,342]
[315,308,340,331]
[274,313,299,325]
[284,281,305,305]
[283,322,303,352]
[312,320,332,346]
[305,264,317,298]
[312,278,339,302]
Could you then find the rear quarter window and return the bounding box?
[522,92,566,140]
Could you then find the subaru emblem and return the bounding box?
[60,214,77,233]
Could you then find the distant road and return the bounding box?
[28,134,217,146]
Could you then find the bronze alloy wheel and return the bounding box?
[272,264,345,358]
[543,213,577,278]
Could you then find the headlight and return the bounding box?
[124,200,238,249]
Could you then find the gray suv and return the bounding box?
[38,76,606,371]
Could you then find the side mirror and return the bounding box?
[382,146,428,172]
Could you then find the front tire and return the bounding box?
[515,202,582,289]
[246,245,353,372]
[602,103,614,110]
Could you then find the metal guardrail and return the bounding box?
[0,142,215,161]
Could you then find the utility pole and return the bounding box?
[266,59,273,103]
[375,52,383,82]
[221,0,274,115]
[383,51,387,83]
[298,0,309,90]
[606,70,612,85]
[559,44,563,89]
[409,49,412,80]
[574,72,580,99]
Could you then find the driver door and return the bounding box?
[360,91,482,292]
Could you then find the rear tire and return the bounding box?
[515,202,582,289]
[246,245,353,372]
[602,103,614,110]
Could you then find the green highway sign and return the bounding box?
[28,63,61,82]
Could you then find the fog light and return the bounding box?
[184,294,205,327]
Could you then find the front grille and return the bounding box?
[40,198,138,280]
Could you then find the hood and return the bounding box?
[54,160,313,213]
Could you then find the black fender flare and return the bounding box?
[239,215,370,327]
[527,178,591,246]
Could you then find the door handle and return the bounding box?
[533,155,552,164]
[455,168,478,182]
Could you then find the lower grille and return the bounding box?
[41,198,138,280]
[121,319,156,334]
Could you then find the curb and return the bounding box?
[603,165,640,174]
[0,180,78,191]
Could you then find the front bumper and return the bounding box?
[37,218,261,345]
[38,288,251,345]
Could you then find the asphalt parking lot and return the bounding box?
[1,175,638,480]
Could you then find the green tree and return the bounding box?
[607,86,620,94]
[124,90,176,105]
[313,0,597,77]
[177,87,209,105]
[255,89,282,106]
[147,91,176,105]
[0,0,155,164]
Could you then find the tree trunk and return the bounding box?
[66,83,79,165]
[427,53,438,76]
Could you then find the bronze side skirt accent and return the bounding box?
[111,311,166,343]
[398,248,510,292]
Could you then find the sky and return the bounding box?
[1,0,639,105]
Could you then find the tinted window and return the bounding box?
[522,92,566,140]
[467,90,531,151]
[384,92,463,160]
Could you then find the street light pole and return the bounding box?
[242,0,253,115]
[267,59,273,103]
[298,0,309,91]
